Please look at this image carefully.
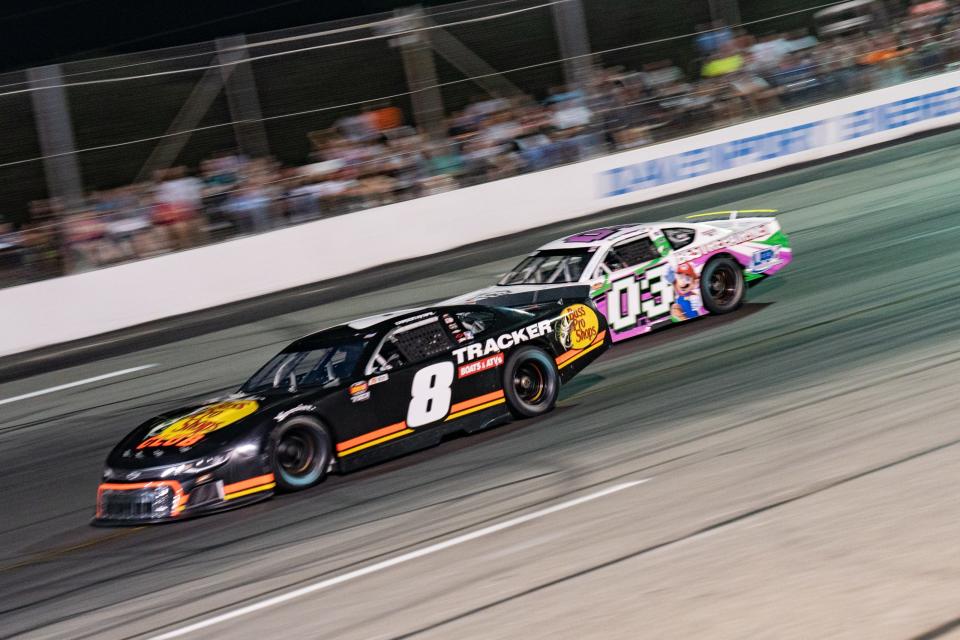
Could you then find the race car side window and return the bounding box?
[600,236,660,274]
[455,310,496,335]
[367,336,408,374]
[366,318,453,374]
[662,227,696,250]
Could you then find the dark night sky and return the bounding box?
[0,0,461,72]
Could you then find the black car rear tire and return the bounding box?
[700,256,745,315]
[270,416,332,491]
[503,346,560,419]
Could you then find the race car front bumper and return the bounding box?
[93,474,276,525]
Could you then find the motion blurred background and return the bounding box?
[0,0,955,285]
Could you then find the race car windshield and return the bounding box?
[241,342,366,393]
[498,250,591,286]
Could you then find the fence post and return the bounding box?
[27,64,84,208]
[216,35,270,158]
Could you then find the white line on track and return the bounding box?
[148,479,651,640]
[0,364,157,406]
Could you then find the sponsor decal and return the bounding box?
[458,352,505,378]
[368,373,389,386]
[750,246,781,272]
[443,314,473,343]
[349,381,368,395]
[674,225,771,263]
[138,400,259,449]
[598,123,826,198]
[274,404,316,422]
[556,303,600,350]
[451,319,553,365]
[350,381,371,403]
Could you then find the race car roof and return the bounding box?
[536,223,652,251]
[283,308,425,351]
[347,308,422,330]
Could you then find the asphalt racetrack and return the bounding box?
[2,130,960,640]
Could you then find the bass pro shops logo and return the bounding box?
[556,304,599,350]
[138,400,259,449]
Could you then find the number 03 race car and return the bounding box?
[449,211,792,343]
[95,301,609,524]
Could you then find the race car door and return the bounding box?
[591,231,674,339]
[361,313,501,448]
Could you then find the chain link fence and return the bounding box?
[0,0,952,287]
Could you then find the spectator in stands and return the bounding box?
[694,20,735,58]
[749,33,791,73]
[63,208,108,272]
[153,167,205,249]
[101,187,155,263]
[224,184,269,233]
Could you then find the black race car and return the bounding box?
[95,299,609,524]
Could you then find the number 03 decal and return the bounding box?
[406,362,455,427]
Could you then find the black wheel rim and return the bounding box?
[708,265,739,306]
[514,361,547,405]
[277,428,317,478]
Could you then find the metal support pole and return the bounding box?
[388,7,445,140]
[426,24,525,100]
[136,57,232,182]
[216,35,270,158]
[27,65,84,208]
[551,0,592,95]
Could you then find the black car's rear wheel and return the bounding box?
[503,346,560,418]
[270,416,332,491]
[700,256,745,315]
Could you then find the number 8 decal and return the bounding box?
[407,362,455,427]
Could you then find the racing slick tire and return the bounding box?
[270,415,332,491]
[503,346,560,419]
[700,256,745,315]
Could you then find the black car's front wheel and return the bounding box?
[503,346,560,418]
[700,256,746,315]
[270,416,332,491]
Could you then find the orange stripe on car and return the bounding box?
[222,474,275,495]
[555,331,607,366]
[337,391,508,457]
[449,390,504,414]
[557,335,607,369]
[445,398,506,421]
[336,421,408,452]
[337,428,414,457]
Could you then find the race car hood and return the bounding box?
[106,395,282,467]
[445,283,590,310]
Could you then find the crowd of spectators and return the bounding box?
[3,0,960,286]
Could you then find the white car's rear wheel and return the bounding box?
[701,257,745,314]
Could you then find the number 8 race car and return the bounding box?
[448,211,792,343]
[95,299,609,524]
